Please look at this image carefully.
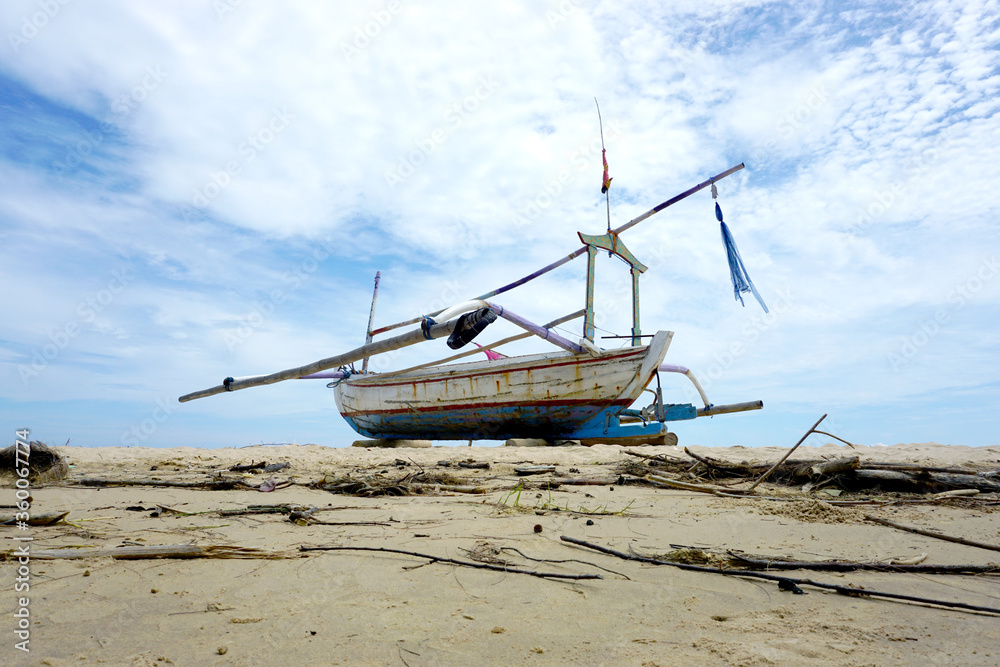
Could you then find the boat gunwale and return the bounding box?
[340,344,650,389]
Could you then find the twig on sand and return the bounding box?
[559,535,1000,616]
[812,429,858,449]
[865,515,1000,553]
[300,545,602,581]
[168,604,236,616]
[747,414,828,491]
[645,474,750,496]
[499,546,631,580]
[622,449,685,465]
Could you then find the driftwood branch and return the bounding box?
[300,545,602,580]
[807,456,860,477]
[302,520,391,527]
[1,511,69,526]
[747,414,827,491]
[219,505,294,516]
[623,449,685,465]
[554,477,623,486]
[924,473,1000,493]
[682,447,719,468]
[646,474,749,496]
[848,470,1000,493]
[812,429,857,449]
[416,483,488,494]
[515,465,557,476]
[865,515,1000,553]
[860,462,991,475]
[72,478,251,490]
[559,536,1000,615]
[727,553,1000,574]
[3,544,292,560]
[229,460,267,472]
[217,504,365,517]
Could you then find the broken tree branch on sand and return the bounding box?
[300,545,602,581]
[865,515,1000,553]
[559,536,1000,615]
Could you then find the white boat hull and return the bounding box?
[334,331,672,440]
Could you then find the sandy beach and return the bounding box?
[3,442,999,666]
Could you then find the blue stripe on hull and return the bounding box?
[342,403,615,441]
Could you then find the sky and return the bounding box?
[1,0,998,449]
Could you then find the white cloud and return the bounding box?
[1,0,997,447]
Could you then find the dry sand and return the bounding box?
[3,442,999,666]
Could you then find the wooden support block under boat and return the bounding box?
[350,439,432,448]
[580,432,679,447]
[504,439,581,447]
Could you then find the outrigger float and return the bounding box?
[179,162,764,446]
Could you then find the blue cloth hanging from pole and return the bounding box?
[716,202,768,313]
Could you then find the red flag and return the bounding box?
[601,148,612,194]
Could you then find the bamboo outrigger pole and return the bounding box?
[178,303,583,403]
[370,163,746,337]
[177,318,461,403]
[360,271,381,373]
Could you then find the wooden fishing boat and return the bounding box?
[334,331,672,441]
[178,162,765,445]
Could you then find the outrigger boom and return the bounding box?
[178,301,582,403]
